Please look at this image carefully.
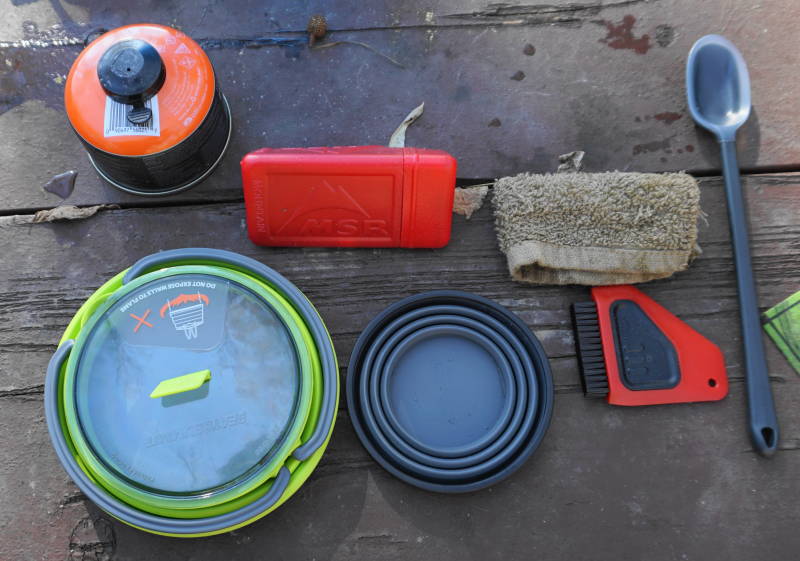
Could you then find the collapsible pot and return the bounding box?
[347,291,553,492]
[45,249,338,537]
[65,24,231,195]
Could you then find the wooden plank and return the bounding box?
[1,174,799,393]
[3,381,799,560]
[0,172,799,559]
[1,0,799,211]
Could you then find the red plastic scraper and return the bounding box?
[571,285,728,406]
[241,146,457,248]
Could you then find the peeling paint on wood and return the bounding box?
[441,0,653,27]
[632,138,671,155]
[653,112,683,124]
[599,15,651,54]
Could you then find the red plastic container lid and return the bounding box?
[241,146,457,248]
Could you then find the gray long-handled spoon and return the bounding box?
[686,35,779,456]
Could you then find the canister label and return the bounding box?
[103,95,161,137]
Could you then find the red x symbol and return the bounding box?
[130,309,153,332]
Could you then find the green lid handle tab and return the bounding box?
[150,369,211,398]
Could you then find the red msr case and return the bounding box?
[241,146,457,248]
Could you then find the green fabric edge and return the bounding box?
[762,290,800,375]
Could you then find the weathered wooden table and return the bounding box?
[2,1,799,559]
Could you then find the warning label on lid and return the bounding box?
[103,95,161,137]
[116,276,228,350]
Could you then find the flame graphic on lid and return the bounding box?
[160,293,210,318]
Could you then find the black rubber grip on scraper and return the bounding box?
[610,300,680,391]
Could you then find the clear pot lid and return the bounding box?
[67,270,308,499]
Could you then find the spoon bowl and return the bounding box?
[686,34,751,141]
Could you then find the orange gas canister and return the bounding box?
[65,24,231,196]
[241,147,457,248]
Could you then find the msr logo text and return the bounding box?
[298,218,389,237]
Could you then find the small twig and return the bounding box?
[461,181,496,189]
[312,40,405,68]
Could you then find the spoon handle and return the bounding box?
[719,140,779,456]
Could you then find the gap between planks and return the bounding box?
[5,171,800,220]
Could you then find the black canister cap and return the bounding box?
[97,39,165,110]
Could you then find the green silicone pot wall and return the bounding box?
[54,264,338,536]
[61,266,317,516]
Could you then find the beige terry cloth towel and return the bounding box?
[492,171,702,285]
